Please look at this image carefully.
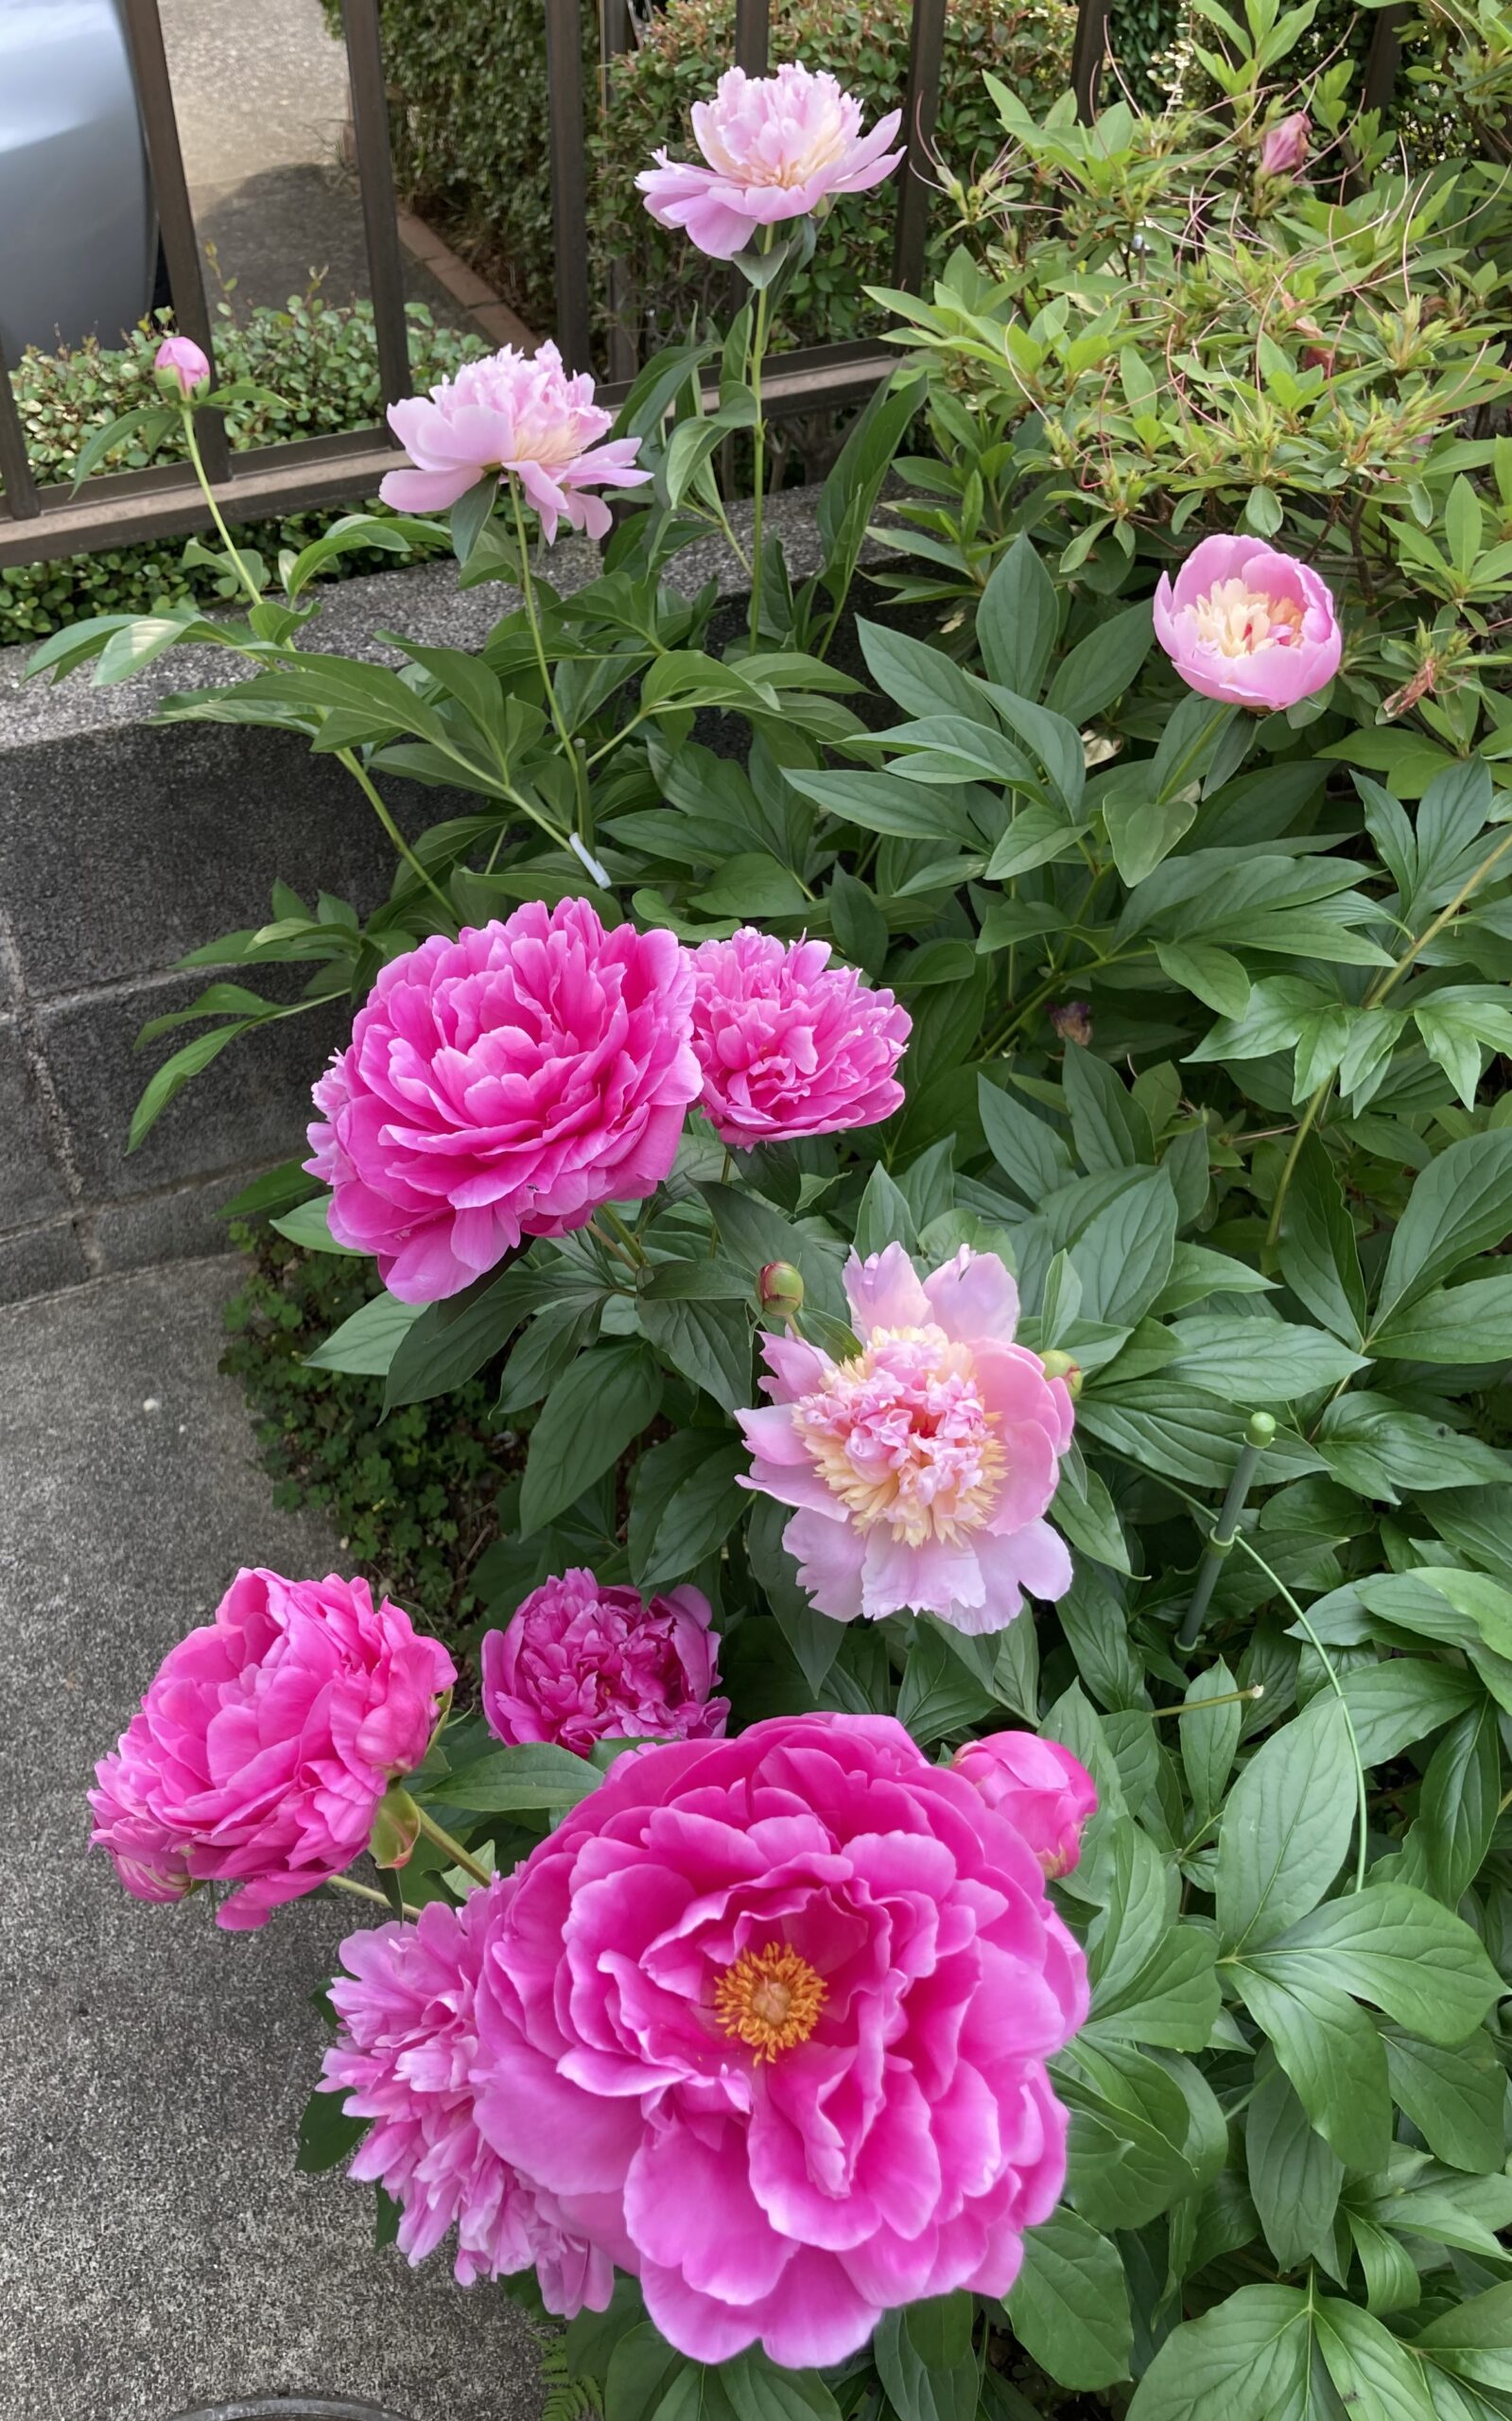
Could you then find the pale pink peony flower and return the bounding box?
[738,1244,1075,1635]
[952,1733,1097,1875]
[466,1712,1087,2364]
[636,63,904,260]
[377,340,651,539]
[153,334,211,398]
[1154,533,1341,709]
[1260,111,1311,177]
[322,1886,620,2308]
[306,901,702,1304]
[480,1569,729,1757]
[688,929,910,1150]
[88,1569,455,1931]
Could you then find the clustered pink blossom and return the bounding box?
[88,1568,455,1931]
[688,929,910,1149]
[1154,533,1342,710]
[322,1890,619,2307]
[324,1713,1089,2360]
[378,341,651,539]
[739,1245,1076,1635]
[952,1732,1097,1875]
[153,335,211,398]
[1260,111,1311,177]
[637,62,904,259]
[306,900,701,1304]
[480,1569,728,1756]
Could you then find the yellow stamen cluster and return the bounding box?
[1190,576,1304,657]
[714,1943,827,2062]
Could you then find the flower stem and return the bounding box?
[511,477,594,862]
[1151,1684,1266,1717]
[748,269,773,646]
[326,1871,409,1914]
[600,1203,651,1268]
[338,746,459,927]
[411,1803,493,1887]
[181,406,263,611]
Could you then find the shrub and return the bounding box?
[0,294,481,645]
[588,0,1076,354]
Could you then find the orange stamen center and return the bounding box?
[714,1943,827,2062]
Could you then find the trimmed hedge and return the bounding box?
[0,295,481,646]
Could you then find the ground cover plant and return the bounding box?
[61,14,1512,2419]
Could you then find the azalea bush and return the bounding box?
[57,26,1512,2421]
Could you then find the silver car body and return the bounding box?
[0,0,154,357]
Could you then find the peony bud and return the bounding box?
[1040,1349,1083,1400]
[1049,1001,1093,1047]
[369,1783,422,1871]
[951,1732,1097,1875]
[759,1261,805,1324]
[1260,112,1310,179]
[153,335,211,399]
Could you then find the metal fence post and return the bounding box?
[547,0,594,372]
[1071,0,1111,121]
[892,0,947,291]
[341,0,413,413]
[0,343,41,523]
[120,0,230,481]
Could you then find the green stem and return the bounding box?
[326,1872,411,1915]
[338,747,459,928]
[510,477,598,872]
[181,406,263,611]
[748,267,773,646]
[411,1803,493,1888]
[600,1203,651,1268]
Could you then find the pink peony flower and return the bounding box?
[1154,533,1341,709]
[951,1733,1097,1875]
[1260,111,1311,177]
[480,1569,729,1756]
[738,1245,1076,1635]
[322,1889,620,2308]
[636,63,904,261]
[377,341,651,539]
[88,1569,455,1931]
[467,1712,1087,2363]
[688,930,910,1150]
[307,900,702,1304]
[153,334,210,397]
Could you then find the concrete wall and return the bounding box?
[0,498,838,1301]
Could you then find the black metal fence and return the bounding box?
[0,0,1413,572]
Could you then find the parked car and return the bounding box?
[0,0,157,358]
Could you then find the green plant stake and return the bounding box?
[1175,1411,1277,1653]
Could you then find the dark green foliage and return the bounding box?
[219,1221,509,1642]
[0,294,480,645]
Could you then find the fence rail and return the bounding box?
[0,0,1411,572]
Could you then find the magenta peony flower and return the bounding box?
[688,930,910,1150]
[306,900,702,1303]
[1260,111,1311,177]
[463,1712,1087,2363]
[322,1890,619,2308]
[738,1245,1076,1635]
[1154,533,1341,709]
[636,63,904,261]
[377,341,651,539]
[153,334,210,398]
[480,1569,729,1756]
[951,1733,1097,1876]
[88,1569,455,1931]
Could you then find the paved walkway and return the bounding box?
[0,1258,540,2421]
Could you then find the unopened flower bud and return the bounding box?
[1049,1001,1093,1048]
[759,1261,805,1325]
[1040,1350,1083,1399]
[1260,112,1310,179]
[153,335,211,399]
[368,1783,421,1871]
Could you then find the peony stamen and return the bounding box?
[715,1942,827,2061]
[1188,576,1305,657]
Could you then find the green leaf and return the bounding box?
[1278,1139,1367,1346]
[1250,1881,1504,2045]
[1063,1047,1154,1172]
[978,1074,1072,1200]
[1182,1657,1243,1824]
[1163,1313,1367,1400]
[130,1022,253,1150]
[1046,600,1155,725]
[1417,1700,1501,1905]
[295,2085,368,2173]
[386,1259,556,1407]
[853,1161,919,1259]
[978,534,1059,698]
[1069,1170,1178,1329]
[856,617,996,726]
[1105,784,1199,886]
[896,1622,997,1743]
[1369,1274,1512,1364]
[1316,2300,1440,2420]
[635,1439,747,1590]
[721,2349,840,2421]
[637,1294,752,1414]
[1412,2282,1512,2390]
[1078,1381,1322,1491]
[1124,2285,1310,2421]
[1006,2206,1133,2389]
[304,1292,422,1376]
[519,1342,663,1533]
[1215,1696,1355,1952]
[605,2324,692,2421]
[1245,2055,1343,2272]
[1338,1660,1481,1762]
[1155,939,1252,1019]
[745,1491,841,1697]
[1375,1133,1512,1324]
[1315,1397,1512,1501]
[270,1192,363,1256]
[1384,2029,1506,2172]
[872,2302,978,2421]
[424,1741,599,1812]
[1230,1967,1392,2171]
